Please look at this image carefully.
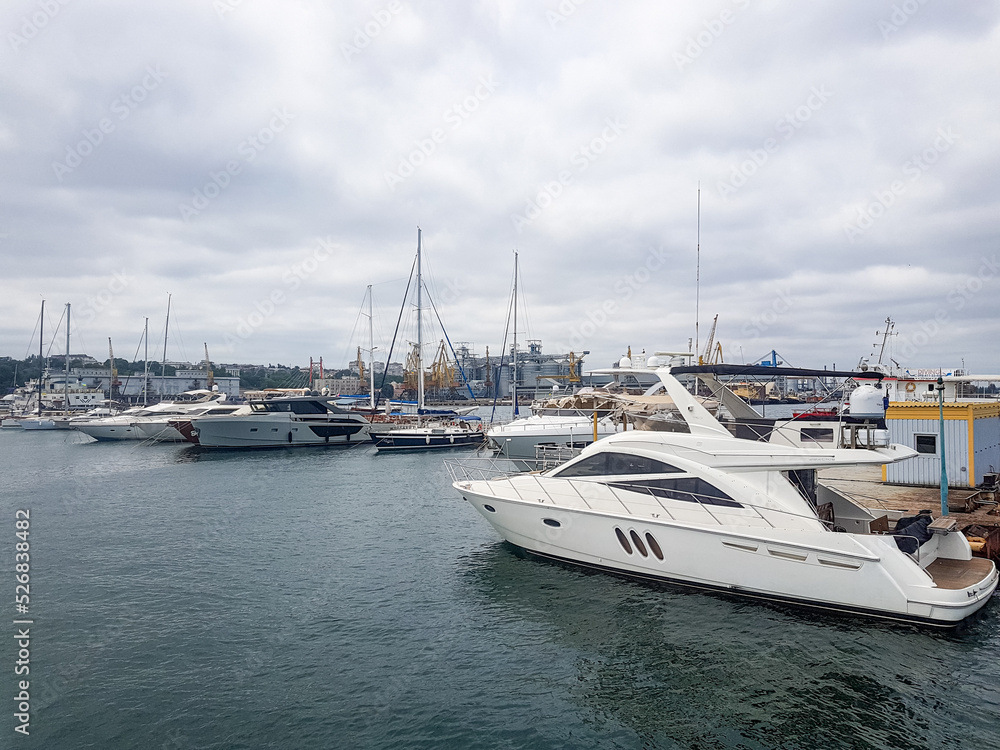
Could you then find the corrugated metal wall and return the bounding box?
[886,417,971,487]
[973,416,1000,484]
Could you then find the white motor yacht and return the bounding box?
[450,367,998,627]
[187,393,370,448]
[75,391,227,442]
[130,402,248,442]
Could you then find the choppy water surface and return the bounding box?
[2,428,999,749]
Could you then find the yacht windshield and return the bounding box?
[555,452,683,477]
[254,399,331,414]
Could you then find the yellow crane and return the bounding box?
[545,351,583,384]
[699,315,723,365]
[403,343,421,394]
[428,340,456,390]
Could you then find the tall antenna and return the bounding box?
[695,183,701,358]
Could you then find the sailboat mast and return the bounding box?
[37,300,44,416]
[143,316,149,406]
[368,284,375,410]
[65,302,70,413]
[695,184,701,360]
[161,293,171,398]
[512,250,518,416]
[416,228,424,414]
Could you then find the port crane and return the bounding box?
[698,315,723,365]
[108,337,121,398]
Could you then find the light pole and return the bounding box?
[937,376,948,516]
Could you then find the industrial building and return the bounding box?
[445,340,586,399]
[72,367,241,399]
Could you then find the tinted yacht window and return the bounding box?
[290,400,328,414]
[556,453,683,477]
[607,453,683,475]
[609,477,742,507]
[554,454,609,477]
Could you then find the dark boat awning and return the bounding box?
[669,364,884,380]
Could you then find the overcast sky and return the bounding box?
[2,0,998,374]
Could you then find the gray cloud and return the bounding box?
[1,0,998,374]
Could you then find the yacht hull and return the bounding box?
[487,416,624,459]
[373,430,484,451]
[130,422,188,442]
[191,414,370,448]
[75,421,142,441]
[456,486,998,627]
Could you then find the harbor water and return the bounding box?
[2,425,1000,749]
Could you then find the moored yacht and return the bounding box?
[187,392,370,448]
[130,402,248,442]
[371,420,485,451]
[450,366,998,627]
[75,390,227,442]
[485,414,627,460]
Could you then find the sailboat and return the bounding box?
[484,252,628,461]
[370,228,485,452]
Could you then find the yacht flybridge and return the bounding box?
[450,367,998,627]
